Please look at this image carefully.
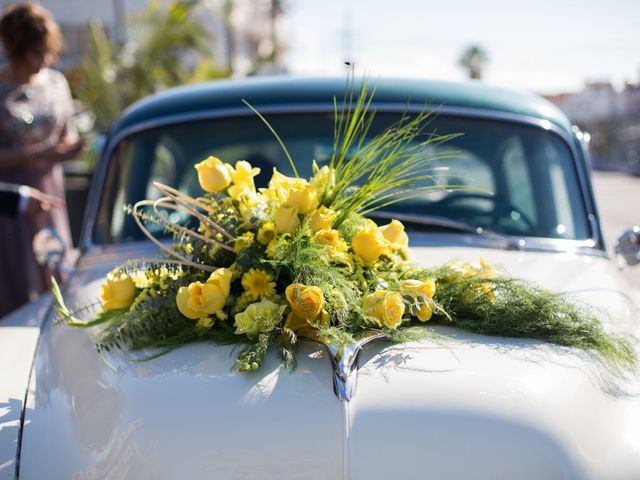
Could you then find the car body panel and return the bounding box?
[0,293,51,480]
[350,331,640,480]
[19,265,343,479]
[112,77,573,136]
[16,243,640,479]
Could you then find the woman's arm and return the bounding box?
[0,141,84,173]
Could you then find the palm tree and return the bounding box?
[458,44,489,80]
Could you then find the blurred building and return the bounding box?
[0,0,287,76]
[545,80,640,173]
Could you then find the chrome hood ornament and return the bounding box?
[324,334,386,401]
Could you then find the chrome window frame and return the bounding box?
[80,103,604,256]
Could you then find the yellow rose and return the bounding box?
[310,165,335,194]
[284,179,319,214]
[400,278,436,299]
[363,290,405,329]
[314,229,347,255]
[176,281,227,320]
[284,283,330,339]
[379,219,409,247]
[308,206,337,232]
[351,219,388,264]
[101,275,136,311]
[206,267,233,297]
[284,309,330,339]
[275,204,300,234]
[285,283,325,319]
[195,156,232,193]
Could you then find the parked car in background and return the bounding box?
[2,77,640,479]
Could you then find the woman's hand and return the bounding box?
[36,138,86,163]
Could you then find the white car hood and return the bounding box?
[18,246,640,479]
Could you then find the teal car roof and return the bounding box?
[111,76,573,136]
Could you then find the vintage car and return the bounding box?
[2,77,640,479]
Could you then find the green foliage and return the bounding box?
[429,264,636,369]
[325,77,461,226]
[68,0,230,132]
[265,226,363,330]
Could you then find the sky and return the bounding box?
[284,0,640,95]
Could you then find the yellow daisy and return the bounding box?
[241,268,276,300]
[257,222,277,245]
[234,232,255,253]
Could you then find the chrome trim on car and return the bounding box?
[324,334,386,401]
[81,102,603,255]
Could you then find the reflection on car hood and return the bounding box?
[18,245,640,479]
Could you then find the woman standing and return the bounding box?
[0,3,84,317]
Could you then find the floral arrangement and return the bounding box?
[54,82,636,372]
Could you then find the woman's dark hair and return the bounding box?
[0,3,63,61]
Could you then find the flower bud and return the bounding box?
[195,156,232,193]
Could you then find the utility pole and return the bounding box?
[112,0,127,46]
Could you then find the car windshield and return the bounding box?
[94,111,590,244]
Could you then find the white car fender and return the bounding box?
[0,293,52,480]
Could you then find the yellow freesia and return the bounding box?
[234,299,284,337]
[228,181,255,200]
[379,219,409,247]
[231,160,260,187]
[228,161,260,199]
[400,278,436,299]
[310,165,335,194]
[284,309,330,339]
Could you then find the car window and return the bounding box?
[94,112,590,244]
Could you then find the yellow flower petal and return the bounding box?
[352,219,388,264]
[101,275,136,311]
[195,156,232,193]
